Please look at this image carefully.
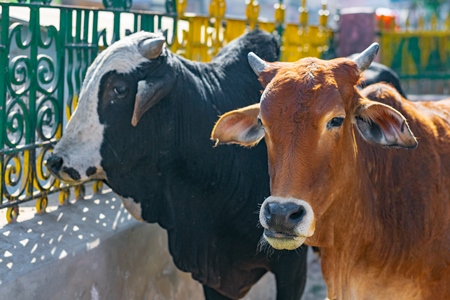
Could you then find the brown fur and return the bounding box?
[211,103,262,147]
[257,57,450,299]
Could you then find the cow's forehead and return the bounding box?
[260,57,357,120]
[83,31,161,90]
[261,60,335,111]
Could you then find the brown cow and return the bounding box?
[211,44,450,299]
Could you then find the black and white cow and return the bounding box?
[46,30,308,300]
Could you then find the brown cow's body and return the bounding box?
[315,85,450,299]
[211,46,450,299]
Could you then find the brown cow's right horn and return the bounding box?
[352,43,380,74]
[139,37,165,60]
[248,52,267,76]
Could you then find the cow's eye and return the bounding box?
[327,117,344,129]
[113,85,128,96]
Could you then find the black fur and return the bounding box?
[348,53,407,98]
[97,30,308,300]
[359,61,407,98]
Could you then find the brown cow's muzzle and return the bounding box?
[259,196,315,250]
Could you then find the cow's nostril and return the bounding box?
[289,206,306,223]
[46,155,63,174]
[264,204,272,222]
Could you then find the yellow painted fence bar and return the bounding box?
[171,0,332,62]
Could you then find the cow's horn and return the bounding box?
[352,43,380,74]
[139,37,165,60]
[248,52,267,76]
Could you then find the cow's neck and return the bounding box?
[310,111,447,299]
[173,55,221,89]
[167,54,266,186]
[173,54,261,111]
[136,54,270,231]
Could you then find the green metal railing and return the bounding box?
[0,0,333,223]
[1,1,113,221]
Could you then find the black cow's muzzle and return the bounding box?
[46,155,63,175]
[46,154,81,181]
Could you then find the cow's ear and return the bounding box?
[211,103,264,147]
[354,100,418,148]
[131,75,173,126]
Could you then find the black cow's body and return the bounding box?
[49,30,308,299]
[349,53,407,98]
[360,61,407,98]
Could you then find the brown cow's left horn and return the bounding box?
[352,43,380,74]
[139,37,165,60]
[248,52,267,76]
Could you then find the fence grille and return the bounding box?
[0,0,332,222]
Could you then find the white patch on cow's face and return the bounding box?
[119,196,143,221]
[52,31,164,183]
[259,196,315,250]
